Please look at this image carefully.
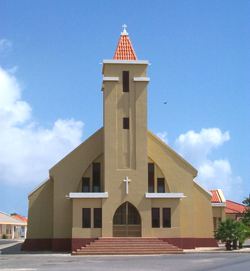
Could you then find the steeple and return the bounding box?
[113,24,137,60]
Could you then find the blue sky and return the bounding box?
[0,0,249,216]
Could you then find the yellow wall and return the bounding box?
[27,178,53,238]
[50,128,104,238]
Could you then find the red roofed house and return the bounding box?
[210,189,226,232]
[0,212,27,239]
[210,189,247,232]
[225,200,247,221]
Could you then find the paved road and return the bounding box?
[0,253,250,271]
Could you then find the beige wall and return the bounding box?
[193,183,214,237]
[27,178,53,238]
[151,199,180,237]
[50,128,104,238]
[72,199,102,238]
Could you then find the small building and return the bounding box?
[210,189,247,232]
[0,211,27,239]
[225,200,247,221]
[211,189,226,232]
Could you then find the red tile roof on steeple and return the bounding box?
[113,25,137,60]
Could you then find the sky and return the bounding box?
[0,0,249,216]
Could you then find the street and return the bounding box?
[1,253,250,271]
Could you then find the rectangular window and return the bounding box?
[82,208,91,228]
[152,208,160,228]
[148,163,154,192]
[122,71,129,92]
[82,177,90,192]
[92,163,101,192]
[157,178,165,193]
[163,208,171,228]
[94,208,102,228]
[123,117,129,129]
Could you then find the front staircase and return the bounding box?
[72,238,183,255]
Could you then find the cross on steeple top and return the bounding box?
[121,24,128,35]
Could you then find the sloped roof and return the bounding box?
[225,200,247,214]
[0,211,26,225]
[113,27,137,60]
[210,189,226,203]
[11,213,28,223]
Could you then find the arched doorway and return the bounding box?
[113,202,141,237]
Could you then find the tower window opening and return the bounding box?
[123,117,129,129]
[123,71,129,92]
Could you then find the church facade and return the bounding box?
[23,27,217,252]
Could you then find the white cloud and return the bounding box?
[174,128,242,198]
[156,131,168,144]
[0,39,12,54]
[0,66,84,185]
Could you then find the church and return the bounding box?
[23,26,217,253]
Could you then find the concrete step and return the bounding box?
[72,237,183,255]
[73,251,183,255]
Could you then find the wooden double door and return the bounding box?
[113,202,141,237]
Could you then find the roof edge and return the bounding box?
[28,178,50,198]
[148,130,198,177]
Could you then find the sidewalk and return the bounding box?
[184,243,250,253]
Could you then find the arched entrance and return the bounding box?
[113,202,141,237]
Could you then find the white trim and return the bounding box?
[133,77,150,82]
[217,189,226,202]
[211,202,226,207]
[103,76,119,82]
[103,59,149,65]
[145,193,185,199]
[68,192,108,199]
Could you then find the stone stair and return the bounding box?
[72,237,183,255]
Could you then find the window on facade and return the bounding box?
[148,163,155,192]
[152,208,160,228]
[92,163,101,192]
[123,71,129,92]
[82,177,90,192]
[82,208,91,228]
[123,117,129,129]
[162,208,171,228]
[94,208,102,228]
[157,178,165,193]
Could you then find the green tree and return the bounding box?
[242,195,250,227]
[235,222,250,248]
[242,195,250,207]
[215,219,237,250]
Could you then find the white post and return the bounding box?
[11,225,15,239]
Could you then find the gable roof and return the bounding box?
[11,213,28,223]
[0,211,27,225]
[148,130,198,177]
[113,28,137,60]
[225,200,247,214]
[210,189,226,203]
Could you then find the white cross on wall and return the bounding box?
[123,176,131,194]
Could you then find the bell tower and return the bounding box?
[102,26,150,236]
